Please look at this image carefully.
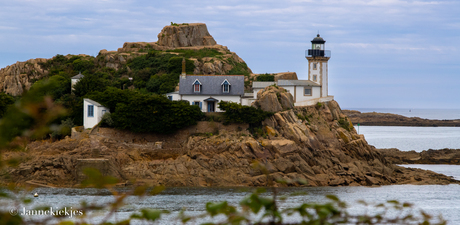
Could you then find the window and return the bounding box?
[313,63,317,70]
[192,101,202,109]
[168,96,173,101]
[193,79,201,93]
[88,105,94,117]
[221,79,230,93]
[304,88,312,96]
[102,109,107,115]
[313,75,317,81]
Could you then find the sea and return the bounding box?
[2,108,460,224]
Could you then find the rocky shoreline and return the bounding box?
[2,95,459,188]
[343,110,460,127]
[378,148,460,165]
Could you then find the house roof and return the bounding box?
[252,81,276,88]
[179,75,245,96]
[84,98,105,107]
[277,79,320,87]
[71,72,84,79]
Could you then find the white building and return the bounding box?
[83,98,110,129]
[71,72,84,91]
[167,74,245,112]
[251,34,334,106]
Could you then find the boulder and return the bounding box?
[252,86,294,113]
[157,23,217,48]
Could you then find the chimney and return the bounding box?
[181,57,186,79]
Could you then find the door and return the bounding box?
[207,102,215,112]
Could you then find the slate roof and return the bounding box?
[277,79,320,87]
[71,72,84,79]
[179,75,245,96]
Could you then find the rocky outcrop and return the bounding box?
[3,100,458,187]
[0,58,49,96]
[157,23,217,48]
[0,23,252,95]
[97,23,252,75]
[379,148,460,165]
[252,86,294,112]
[343,110,460,127]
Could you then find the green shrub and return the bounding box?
[0,93,15,118]
[165,48,224,59]
[338,117,353,131]
[218,101,273,127]
[316,102,323,109]
[257,73,275,81]
[89,89,204,133]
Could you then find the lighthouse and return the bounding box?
[306,34,331,98]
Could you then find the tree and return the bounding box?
[73,73,108,97]
[0,93,15,118]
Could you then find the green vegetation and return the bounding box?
[338,117,354,132]
[226,57,251,76]
[0,93,15,118]
[88,88,204,133]
[257,73,275,81]
[218,101,273,126]
[166,48,225,59]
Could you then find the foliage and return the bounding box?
[218,101,273,126]
[29,75,71,100]
[50,118,75,139]
[0,79,67,147]
[73,73,108,98]
[166,48,225,59]
[338,117,353,132]
[88,88,204,133]
[146,73,179,94]
[257,73,275,81]
[99,112,113,127]
[0,93,15,118]
[226,57,251,76]
[315,102,323,109]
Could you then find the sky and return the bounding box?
[1,0,459,109]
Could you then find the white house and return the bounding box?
[83,98,110,129]
[169,74,245,112]
[71,72,84,91]
[251,34,334,106]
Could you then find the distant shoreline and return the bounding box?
[343,110,460,127]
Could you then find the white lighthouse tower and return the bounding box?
[306,34,331,98]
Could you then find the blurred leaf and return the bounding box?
[149,185,165,196]
[81,168,118,188]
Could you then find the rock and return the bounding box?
[269,140,298,155]
[252,85,294,112]
[157,23,217,48]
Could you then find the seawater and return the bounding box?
[357,126,460,151]
[2,186,460,224]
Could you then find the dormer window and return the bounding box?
[221,79,231,93]
[193,79,201,93]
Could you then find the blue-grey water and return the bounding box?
[1,186,459,224]
[357,126,460,151]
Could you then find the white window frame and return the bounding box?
[221,79,231,93]
[193,79,201,93]
[88,105,94,117]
